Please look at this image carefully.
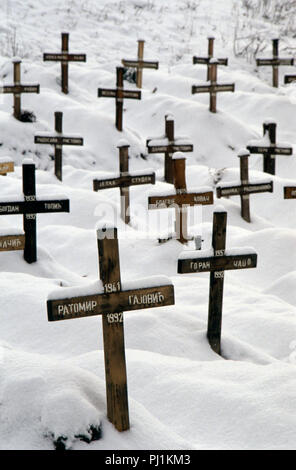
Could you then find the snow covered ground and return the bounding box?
[0,0,296,450]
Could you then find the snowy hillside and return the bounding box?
[0,0,296,450]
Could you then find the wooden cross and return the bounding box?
[146,114,193,184]
[0,59,40,120]
[0,232,25,252]
[0,161,69,263]
[216,149,273,222]
[47,226,175,432]
[0,157,14,176]
[192,59,235,113]
[256,38,294,88]
[93,141,155,225]
[122,39,159,89]
[247,121,293,175]
[43,32,87,94]
[148,154,213,244]
[178,210,257,355]
[284,186,296,199]
[98,67,141,131]
[34,111,84,181]
[193,37,228,81]
[284,75,296,85]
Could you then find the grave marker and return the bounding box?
[247,121,293,175]
[0,157,14,176]
[193,37,228,80]
[192,59,235,113]
[0,232,25,252]
[98,67,141,131]
[256,39,294,88]
[216,149,273,222]
[34,111,84,181]
[47,226,175,432]
[0,161,69,263]
[284,186,296,199]
[93,141,155,225]
[146,114,194,184]
[122,40,159,88]
[43,32,87,94]
[148,154,213,244]
[178,210,257,354]
[0,59,40,120]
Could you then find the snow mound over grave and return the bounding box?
[0,344,103,450]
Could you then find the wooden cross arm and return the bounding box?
[147,143,194,154]
[122,59,159,69]
[246,145,292,155]
[284,75,296,84]
[192,84,235,94]
[148,191,213,209]
[0,85,40,94]
[34,135,84,146]
[98,88,117,98]
[216,181,273,197]
[0,234,25,251]
[284,186,296,199]
[0,161,14,174]
[93,172,155,191]
[122,90,142,100]
[47,284,175,321]
[256,58,294,66]
[193,57,228,65]
[178,253,257,274]
[43,53,87,62]
[0,199,70,215]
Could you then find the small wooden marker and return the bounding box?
[247,121,293,175]
[34,111,84,181]
[47,226,175,432]
[284,186,296,199]
[98,67,141,131]
[43,33,86,94]
[192,59,235,113]
[256,39,294,88]
[193,37,228,81]
[0,161,69,263]
[178,210,257,355]
[93,141,155,225]
[0,59,40,120]
[148,153,213,244]
[146,114,194,184]
[0,157,14,176]
[122,40,159,89]
[0,232,25,252]
[216,149,273,222]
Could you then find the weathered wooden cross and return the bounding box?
[0,157,14,176]
[256,38,294,88]
[43,32,87,94]
[93,141,155,225]
[216,149,273,222]
[34,111,84,181]
[193,36,228,81]
[47,226,175,432]
[284,186,296,200]
[192,59,235,113]
[98,67,141,131]
[148,154,213,244]
[247,121,293,175]
[178,210,257,355]
[122,39,159,88]
[0,59,40,120]
[0,231,25,253]
[146,114,194,184]
[0,160,69,263]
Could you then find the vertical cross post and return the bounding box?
[22,162,37,264]
[54,112,63,181]
[272,39,279,88]
[97,227,129,432]
[173,157,188,245]
[209,59,218,113]
[207,37,215,81]
[239,151,251,223]
[116,67,124,132]
[61,32,69,94]
[165,115,174,184]
[137,40,145,89]
[13,59,21,120]
[118,143,130,225]
[263,121,276,175]
[207,211,227,355]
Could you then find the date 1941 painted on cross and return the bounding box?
[178,210,257,355]
[47,226,175,432]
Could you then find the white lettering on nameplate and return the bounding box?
[128,291,165,305]
[57,300,98,317]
